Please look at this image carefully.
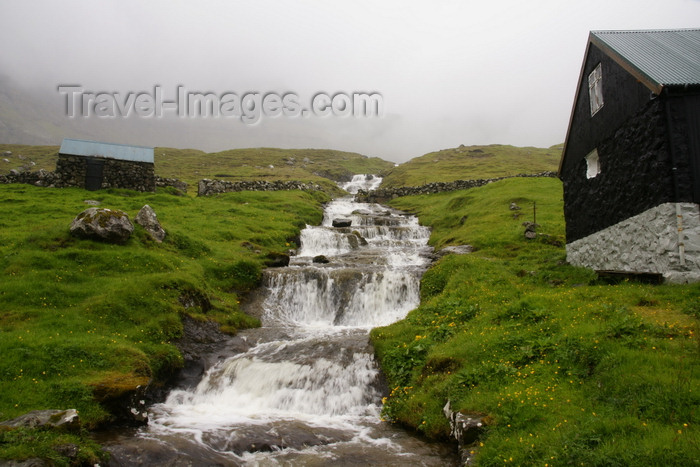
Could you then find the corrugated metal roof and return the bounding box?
[59,138,154,163]
[591,29,700,88]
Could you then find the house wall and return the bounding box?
[561,44,654,176]
[56,154,155,192]
[562,98,676,242]
[566,202,700,284]
[669,93,700,203]
[560,43,700,243]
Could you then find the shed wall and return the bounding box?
[56,154,155,192]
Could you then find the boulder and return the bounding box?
[0,409,80,432]
[332,218,352,228]
[351,231,368,246]
[313,255,330,264]
[522,221,539,240]
[135,205,166,243]
[264,252,290,267]
[69,208,134,244]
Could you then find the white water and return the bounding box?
[341,174,383,194]
[142,175,453,465]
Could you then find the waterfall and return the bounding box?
[340,174,383,194]
[139,175,455,465]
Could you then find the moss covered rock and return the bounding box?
[69,207,134,244]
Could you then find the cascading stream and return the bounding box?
[139,174,457,466]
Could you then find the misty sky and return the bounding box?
[1,0,699,163]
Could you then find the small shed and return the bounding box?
[559,29,700,283]
[56,138,155,192]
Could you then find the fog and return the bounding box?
[1,0,699,162]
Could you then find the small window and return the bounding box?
[588,63,603,116]
[585,149,600,179]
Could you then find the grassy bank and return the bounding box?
[0,183,329,464]
[371,177,699,466]
[380,144,561,188]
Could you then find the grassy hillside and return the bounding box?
[155,147,394,188]
[381,144,562,188]
[0,184,329,464]
[371,177,699,466]
[0,144,395,190]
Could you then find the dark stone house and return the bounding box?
[56,138,155,192]
[559,29,700,283]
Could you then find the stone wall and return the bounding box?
[155,176,188,193]
[566,202,700,283]
[101,158,156,192]
[2,163,185,193]
[198,179,323,196]
[355,172,557,202]
[0,168,59,187]
[55,154,156,192]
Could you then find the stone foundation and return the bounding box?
[566,202,700,283]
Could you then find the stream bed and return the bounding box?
[103,175,458,466]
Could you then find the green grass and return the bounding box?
[0,183,329,464]
[2,143,698,465]
[371,178,700,466]
[0,427,104,466]
[0,144,395,190]
[380,144,562,188]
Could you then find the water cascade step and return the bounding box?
[129,175,457,465]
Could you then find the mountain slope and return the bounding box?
[381,144,561,188]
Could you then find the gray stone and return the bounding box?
[443,401,487,465]
[0,409,80,432]
[351,231,368,246]
[313,255,330,264]
[510,202,521,210]
[135,205,166,243]
[332,218,352,228]
[69,208,134,244]
[84,199,101,206]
